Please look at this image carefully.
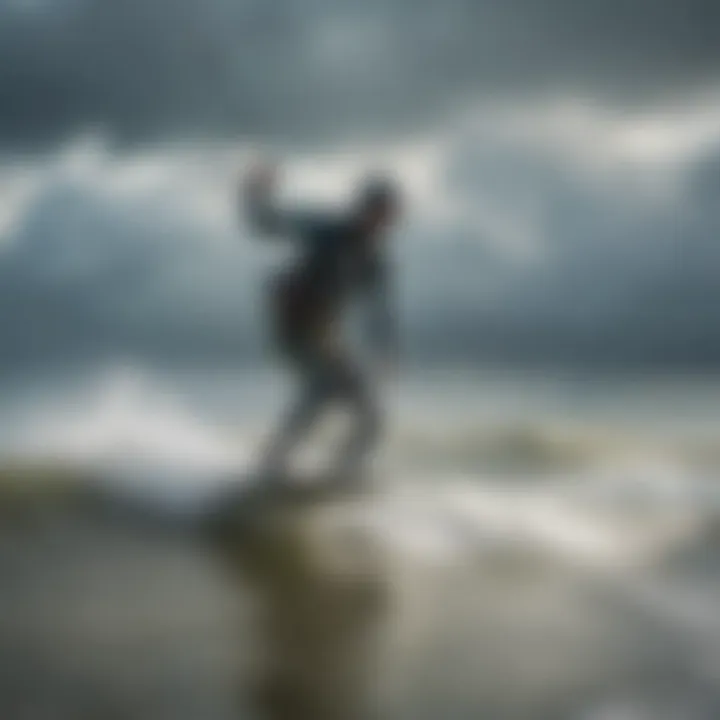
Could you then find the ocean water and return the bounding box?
[1,363,720,719]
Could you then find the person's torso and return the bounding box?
[297,217,377,307]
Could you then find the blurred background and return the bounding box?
[1,0,720,718]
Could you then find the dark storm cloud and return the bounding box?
[400,124,720,367]
[0,151,264,370]
[2,0,720,371]
[1,0,720,149]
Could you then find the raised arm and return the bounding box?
[242,161,322,239]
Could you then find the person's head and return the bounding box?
[354,175,401,236]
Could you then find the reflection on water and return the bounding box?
[208,484,389,720]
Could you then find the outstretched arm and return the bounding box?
[242,161,321,239]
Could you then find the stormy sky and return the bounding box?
[1,0,720,371]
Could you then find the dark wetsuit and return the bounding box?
[245,190,396,477]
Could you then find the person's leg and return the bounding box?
[257,353,333,478]
[331,356,382,480]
